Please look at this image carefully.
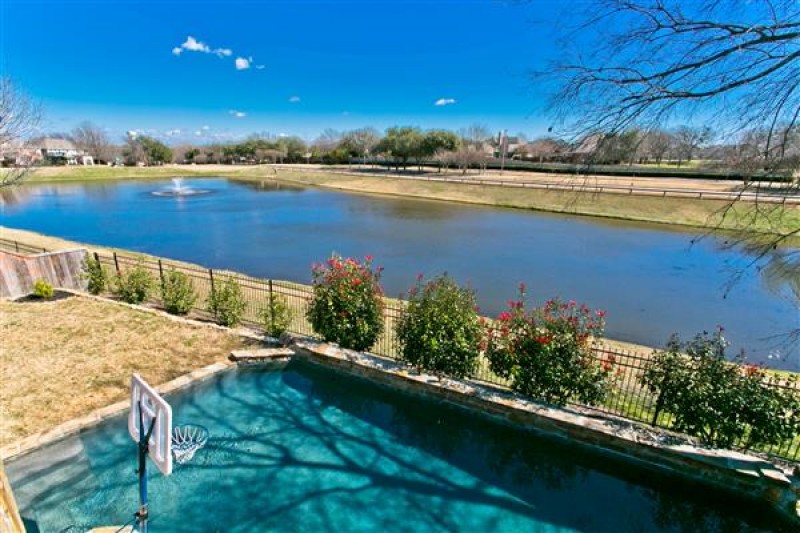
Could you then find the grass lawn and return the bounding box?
[0,295,256,447]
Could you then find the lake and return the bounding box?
[1,177,798,369]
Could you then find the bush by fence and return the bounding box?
[1,236,798,463]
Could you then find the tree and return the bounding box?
[420,130,460,171]
[544,1,799,171]
[375,127,424,171]
[459,123,491,150]
[672,126,712,167]
[640,130,675,165]
[339,127,381,163]
[541,0,800,337]
[0,77,40,187]
[124,134,172,166]
[71,121,112,163]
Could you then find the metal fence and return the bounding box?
[2,236,798,462]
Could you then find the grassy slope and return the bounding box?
[0,296,253,445]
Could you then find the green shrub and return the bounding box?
[260,293,292,338]
[209,276,246,327]
[160,269,197,315]
[485,289,611,406]
[307,254,384,351]
[641,330,800,449]
[83,256,106,295]
[396,274,482,378]
[113,262,154,304]
[32,279,54,299]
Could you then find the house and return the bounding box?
[36,138,94,165]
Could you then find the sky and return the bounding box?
[0,0,565,145]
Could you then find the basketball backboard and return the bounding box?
[129,374,173,476]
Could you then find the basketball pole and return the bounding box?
[136,401,157,533]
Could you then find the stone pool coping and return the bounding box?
[284,338,800,525]
[0,360,235,462]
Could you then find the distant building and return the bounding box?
[34,138,94,165]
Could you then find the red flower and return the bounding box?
[498,311,512,322]
[536,335,551,344]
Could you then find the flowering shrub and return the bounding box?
[208,276,246,327]
[396,274,482,378]
[307,254,384,351]
[160,269,197,315]
[485,287,611,406]
[642,329,800,449]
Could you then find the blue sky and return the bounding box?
[1,0,562,144]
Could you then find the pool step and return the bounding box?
[229,347,296,364]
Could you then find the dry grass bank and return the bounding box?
[0,295,254,446]
[245,170,800,237]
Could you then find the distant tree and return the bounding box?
[640,130,674,165]
[125,135,172,166]
[339,127,381,163]
[594,130,640,165]
[185,148,200,162]
[276,136,307,163]
[375,126,424,171]
[420,130,460,171]
[71,121,112,163]
[459,123,491,149]
[0,78,41,187]
[672,126,712,167]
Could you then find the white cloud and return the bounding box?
[255,65,266,70]
[173,36,235,60]
[235,57,251,70]
[229,110,247,118]
[434,98,457,106]
[165,129,182,137]
[288,96,301,103]
[194,130,203,136]
[181,36,210,53]
[201,125,210,131]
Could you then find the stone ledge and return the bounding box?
[230,348,295,363]
[290,338,800,525]
[0,361,234,463]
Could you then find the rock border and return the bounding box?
[285,337,800,526]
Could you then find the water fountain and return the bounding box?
[152,178,210,197]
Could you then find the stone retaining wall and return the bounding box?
[0,249,88,299]
[288,338,800,526]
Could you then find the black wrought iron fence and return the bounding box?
[2,236,798,462]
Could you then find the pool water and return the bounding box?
[8,363,788,532]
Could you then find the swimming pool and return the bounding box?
[7,362,788,532]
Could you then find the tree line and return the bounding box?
[40,121,800,177]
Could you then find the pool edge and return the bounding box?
[288,338,800,526]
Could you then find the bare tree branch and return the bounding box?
[0,77,41,188]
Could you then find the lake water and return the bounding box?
[1,177,798,369]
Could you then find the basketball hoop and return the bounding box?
[171,424,209,464]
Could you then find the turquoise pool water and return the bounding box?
[8,363,788,532]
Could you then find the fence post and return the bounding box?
[268,279,275,334]
[158,259,165,290]
[113,252,120,275]
[209,269,217,318]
